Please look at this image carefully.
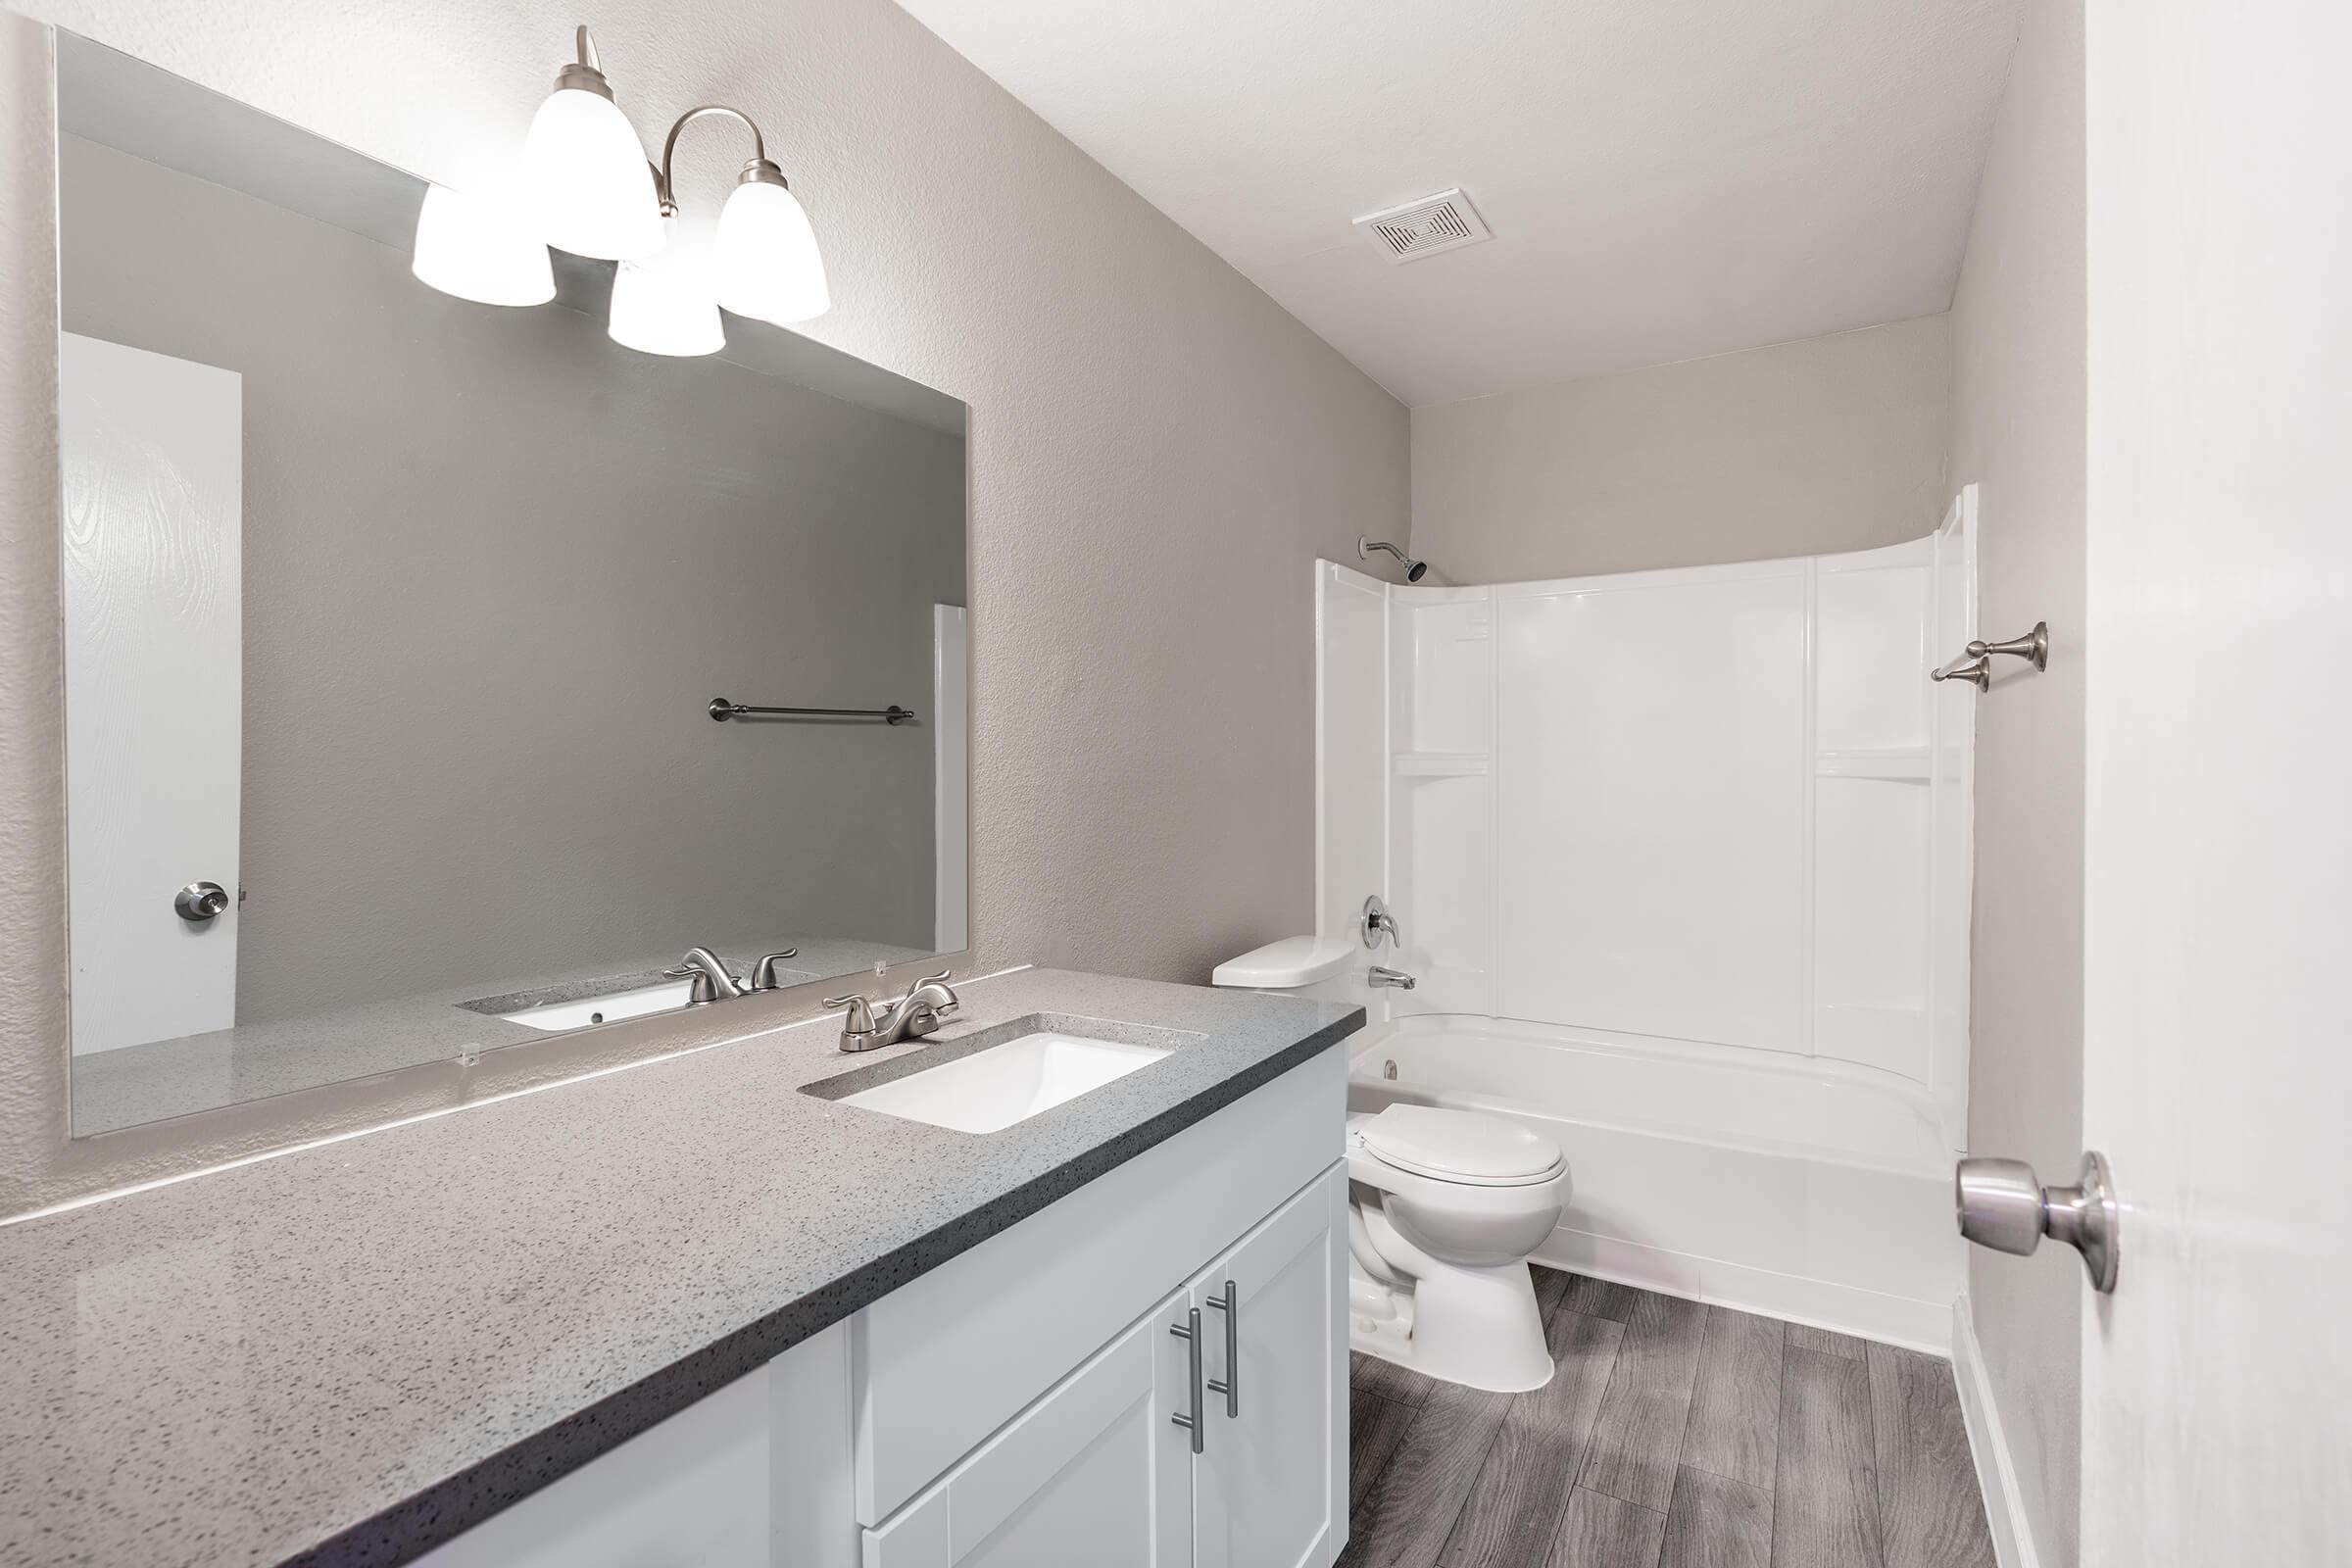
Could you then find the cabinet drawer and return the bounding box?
[852,1045,1344,1524]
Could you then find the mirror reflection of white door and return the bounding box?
[933,604,967,955]
[2082,1,2352,1561]
[59,332,242,1054]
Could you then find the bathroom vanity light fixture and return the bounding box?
[520,26,665,262]
[410,182,556,306]
[607,220,725,356]
[658,106,830,325]
[413,24,829,346]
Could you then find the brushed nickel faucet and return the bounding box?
[664,947,748,1004]
[1367,965,1417,990]
[824,969,960,1053]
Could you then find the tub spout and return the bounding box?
[1368,965,1417,990]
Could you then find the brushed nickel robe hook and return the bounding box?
[1931,654,1991,691]
[1968,621,2050,671]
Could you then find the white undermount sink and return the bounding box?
[838,1032,1172,1134]
[497,979,700,1032]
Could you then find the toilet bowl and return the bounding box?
[1347,1104,1568,1393]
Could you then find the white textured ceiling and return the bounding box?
[891,0,2024,406]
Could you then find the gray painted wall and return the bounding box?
[0,0,1408,1215]
[1945,2,2085,1562]
[62,135,964,1025]
[1409,315,1952,582]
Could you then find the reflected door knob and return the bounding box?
[1956,1152,2121,1293]
[174,881,230,923]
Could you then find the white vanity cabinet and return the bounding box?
[866,1162,1348,1568]
[416,1045,1348,1568]
[860,1287,1192,1566]
[1182,1166,1348,1568]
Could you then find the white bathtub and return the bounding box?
[1347,1014,1965,1350]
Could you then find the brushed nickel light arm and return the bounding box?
[555,24,614,100]
[654,103,790,217]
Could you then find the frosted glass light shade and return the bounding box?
[609,243,724,357]
[411,183,556,307]
[712,179,829,324]
[522,86,662,260]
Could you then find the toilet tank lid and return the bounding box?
[1359,1104,1564,1183]
[1211,935,1353,988]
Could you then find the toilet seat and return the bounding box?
[1353,1105,1565,1188]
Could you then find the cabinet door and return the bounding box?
[1191,1161,1348,1568]
[862,1289,1193,1568]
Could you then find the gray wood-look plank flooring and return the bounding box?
[1346,1268,1996,1568]
[1864,1343,1998,1568]
[1772,1348,1883,1568]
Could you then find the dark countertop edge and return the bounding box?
[285,1004,1366,1568]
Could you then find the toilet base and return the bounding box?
[1347,1255,1555,1394]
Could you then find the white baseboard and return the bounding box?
[1950,1295,2041,1568]
[1534,1227,1952,1354]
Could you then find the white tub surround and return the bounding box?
[1311,491,1979,1348]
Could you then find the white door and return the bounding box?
[2081,1,2352,1562]
[861,1290,1193,1566]
[58,332,243,1054]
[1189,1164,1348,1568]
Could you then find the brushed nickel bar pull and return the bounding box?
[709,697,915,724]
[1170,1307,1205,1453]
[1205,1280,1239,1418]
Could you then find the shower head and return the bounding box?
[1358,537,1430,583]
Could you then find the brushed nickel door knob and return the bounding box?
[1956,1151,2121,1293]
[174,881,229,923]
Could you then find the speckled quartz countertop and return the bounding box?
[0,967,1362,1567]
[69,931,929,1135]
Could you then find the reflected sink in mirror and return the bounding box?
[490,980,705,1033]
[805,1013,1201,1135]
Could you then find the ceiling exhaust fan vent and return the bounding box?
[1353,188,1492,264]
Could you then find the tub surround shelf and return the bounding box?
[0,969,1361,1568]
[1392,752,1491,777]
[1814,746,1934,781]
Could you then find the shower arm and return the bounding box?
[1357,537,1431,581]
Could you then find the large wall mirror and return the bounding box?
[53,33,969,1136]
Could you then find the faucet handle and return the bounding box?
[908,968,958,1014]
[750,949,802,992]
[822,992,875,1025]
[823,992,879,1053]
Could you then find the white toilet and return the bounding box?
[1348,1105,1567,1391]
[1214,938,1570,1394]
